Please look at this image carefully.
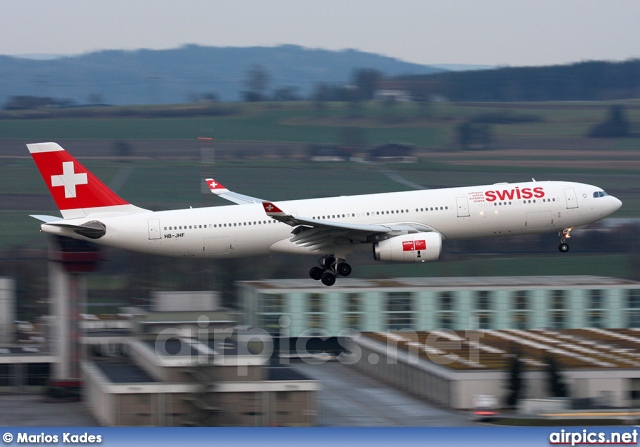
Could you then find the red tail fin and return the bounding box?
[28,142,143,219]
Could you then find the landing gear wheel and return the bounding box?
[320,271,336,286]
[309,266,323,280]
[558,243,569,253]
[321,256,336,269]
[336,262,352,277]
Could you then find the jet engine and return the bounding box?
[373,232,442,263]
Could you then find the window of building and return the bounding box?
[309,293,323,313]
[627,290,640,327]
[512,312,529,330]
[551,290,566,309]
[629,311,640,328]
[387,292,412,312]
[513,290,529,310]
[346,293,361,313]
[477,312,492,329]
[261,293,284,313]
[476,290,491,310]
[260,314,284,331]
[439,312,455,330]
[588,310,604,328]
[385,292,414,330]
[551,310,566,329]
[0,365,9,387]
[590,289,603,309]
[308,314,324,329]
[439,292,454,311]
[26,363,50,387]
[627,289,640,309]
[345,293,363,330]
[307,293,326,330]
[346,313,362,329]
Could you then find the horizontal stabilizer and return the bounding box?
[30,214,63,223]
[35,217,107,239]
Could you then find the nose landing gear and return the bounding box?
[558,228,572,253]
[308,255,352,286]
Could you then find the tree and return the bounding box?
[87,93,105,104]
[352,68,383,101]
[272,86,300,102]
[312,83,330,116]
[545,355,568,398]
[243,64,270,102]
[506,351,525,408]
[588,105,631,138]
[457,121,493,150]
[3,95,74,110]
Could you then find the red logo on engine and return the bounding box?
[403,240,426,251]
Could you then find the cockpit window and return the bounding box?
[593,191,609,198]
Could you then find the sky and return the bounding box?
[2,0,639,67]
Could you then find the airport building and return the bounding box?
[347,328,640,410]
[0,276,319,426]
[239,276,640,336]
[239,276,640,411]
[81,292,320,426]
[0,277,54,393]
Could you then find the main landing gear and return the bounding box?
[558,228,572,253]
[309,255,352,286]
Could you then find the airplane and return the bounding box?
[27,142,622,286]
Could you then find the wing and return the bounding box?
[205,178,265,205]
[262,201,435,251]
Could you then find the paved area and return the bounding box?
[291,361,477,426]
[0,395,97,426]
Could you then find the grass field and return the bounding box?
[1,100,638,299]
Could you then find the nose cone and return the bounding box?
[609,196,623,214]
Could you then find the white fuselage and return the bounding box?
[41,180,622,259]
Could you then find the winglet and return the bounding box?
[262,201,285,216]
[206,178,229,194]
[205,178,265,205]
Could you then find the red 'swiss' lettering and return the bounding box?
[484,186,545,202]
[415,240,426,250]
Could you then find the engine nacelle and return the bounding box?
[373,232,442,263]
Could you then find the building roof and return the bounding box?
[93,360,157,383]
[365,328,640,371]
[137,311,237,325]
[0,346,46,355]
[240,276,640,292]
[267,366,313,381]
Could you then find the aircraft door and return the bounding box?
[204,236,231,255]
[148,219,161,240]
[456,196,470,217]
[564,188,579,209]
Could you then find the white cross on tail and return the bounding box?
[51,161,88,198]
